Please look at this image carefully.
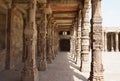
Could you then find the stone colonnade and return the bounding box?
[20,0,59,81]
[4,0,104,81]
[71,0,104,81]
[104,31,120,52]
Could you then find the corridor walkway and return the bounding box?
[39,52,88,81]
[0,52,120,81]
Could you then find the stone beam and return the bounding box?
[55,17,75,20]
[53,11,77,14]
[12,0,29,4]
[54,13,75,19]
[57,26,71,28]
[51,5,78,12]
[57,28,71,31]
[53,12,76,15]
[57,23,72,26]
[48,0,80,5]
[56,20,73,24]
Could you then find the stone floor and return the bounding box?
[103,52,120,81]
[0,52,120,81]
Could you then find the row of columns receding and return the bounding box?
[6,0,104,81]
[104,32,120,52]
[7,0,59,81]
[70,0,104,81]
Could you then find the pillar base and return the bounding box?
[21,67,38,81]
[47,58,52,64]
[38,60,47,71]
[88,75,104,81]
[80,53,89,72]
[52,53,55,60]
[116,49,119,52]
[80,62,89,72]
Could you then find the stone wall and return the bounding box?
[0,5,7,71]
[0,50,6,71]
[9,8,24,68]
[0,13,6,50]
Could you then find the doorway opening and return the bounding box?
[59,39,70,52]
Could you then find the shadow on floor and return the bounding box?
[0,63,23,81]
[39,52,87,81]
[0,52,87,81]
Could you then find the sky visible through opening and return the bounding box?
[102,0,120,27]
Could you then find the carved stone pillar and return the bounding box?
[46,15,53,63]
[54,28,58,55]
[51,20,55,59]
[115,32,119,52]
[6,0,12,69]
[88,0,104,81]
[56,31,59,53]
[104,32,107,52]
[70,37,73,54]
[49,18,53,59]
[70,28,74,57]
[73,23,77,61]
[54,24,57,56]
[111,33,114,51]
[21,0,38,81]
[80,2,90,72]
[38,1,47,71]
[76,10,82,65]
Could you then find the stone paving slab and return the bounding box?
[39,52,88,81]
[0,52,120,81]
[102,52,120,81]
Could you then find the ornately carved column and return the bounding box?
[54,27,58,55]
[47,15,53,63]
[115,32,119,52]
[76,10,82,64]
[111,33,114,51]
[70,29,74,57]
[73,23,77,61]
[6,0,12,69]
[88,0,104,81]
[54,24,57,56]
[38,1,47,71]
[21,0,38,81]
[51,20,56,59]
[80,1,90,72]
[104,32,107,52]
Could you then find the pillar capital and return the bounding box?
[5,0,12,8]
[91,0,102,18]
[46,4,52,14]
[116,32,119,34]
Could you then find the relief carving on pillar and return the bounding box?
[92,18,103,50]
[82,29,89,36]
[89,0,104,80]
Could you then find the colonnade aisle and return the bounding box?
[0,52,88,81]
[39,52,88,81]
